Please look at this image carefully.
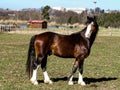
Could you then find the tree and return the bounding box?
[41,5,51,20]
[67,16,72,25]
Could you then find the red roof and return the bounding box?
[28,20,46,23]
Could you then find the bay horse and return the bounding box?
[26,16,99,85]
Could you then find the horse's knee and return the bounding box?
[33,60,41,70]
[33,62,38,69]
[41,56,47,72]
[41,61,47,72]
[41,66,46,72]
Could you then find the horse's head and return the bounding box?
[85,16,98,38]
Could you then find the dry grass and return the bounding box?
[0,20,27,25]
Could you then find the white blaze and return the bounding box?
[85,22,93,38]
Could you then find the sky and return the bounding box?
[0,0,120,10]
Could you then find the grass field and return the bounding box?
[0,28,120,90]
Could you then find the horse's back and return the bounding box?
[36,32,55,39]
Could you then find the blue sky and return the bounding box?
[0,0,120,10]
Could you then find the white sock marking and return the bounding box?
[30,65,39,85]
[43,71,53,84]
[43,71,50,81]
[78,72,86,86]
[31,69,37,81]
[68,75,74,85]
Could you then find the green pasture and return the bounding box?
[0,28,120,90]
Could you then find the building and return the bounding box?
[28,20,47,28]
[66,8,87,14]
[52,7,87,14]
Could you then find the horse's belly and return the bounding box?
[51,44,74,58]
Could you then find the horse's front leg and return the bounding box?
[68,60,78,85]
[78,59,86,86]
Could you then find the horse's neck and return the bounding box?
[80,27,97,48]
[80,28,90,48]
[89,32,97,47]
[80,27,87,37]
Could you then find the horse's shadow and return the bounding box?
[83,77,117,84]
[38,77,118,84]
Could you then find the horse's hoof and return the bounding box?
[78,81,86,86]
[49,80,53,84]
[30,80,38,85]
[44,80,53,84]
[68,81,74,85]
[33,81,38,85]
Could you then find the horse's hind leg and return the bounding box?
[30,56,42,85]
[41,55,53,84]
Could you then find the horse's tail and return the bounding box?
[26,35,36,79]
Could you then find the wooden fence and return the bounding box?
[0,25,16,32]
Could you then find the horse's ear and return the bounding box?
[87,16,90,20]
